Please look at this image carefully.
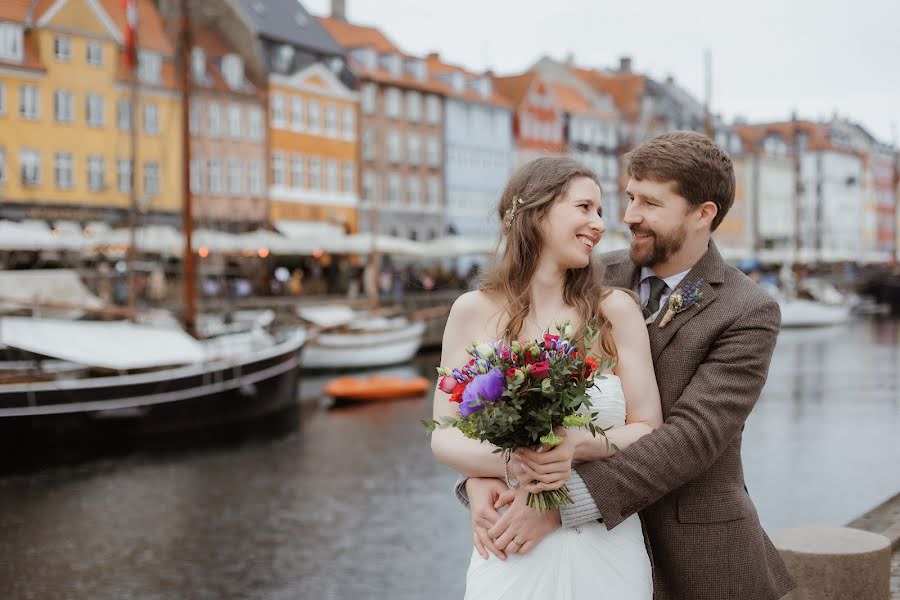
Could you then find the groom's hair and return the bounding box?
[625,131,735,231]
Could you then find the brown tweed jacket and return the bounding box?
[574,241,795,600]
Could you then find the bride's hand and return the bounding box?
[510,428,578,493]
[488,487,561,555]
[466,477,510,560]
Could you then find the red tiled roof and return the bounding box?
[492,72,538,107]
[96,0,173,55]
[425,54,511,108]
[318,16,398,53]
[0,0,31,22]
[734,121,864,157]
[573,67,645,122]
[550,82,591,114]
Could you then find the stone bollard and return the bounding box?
[770,526,891,600]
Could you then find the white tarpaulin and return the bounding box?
[0,317,205,370]
[0,269,104,318]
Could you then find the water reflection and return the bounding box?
[0,319,898,599]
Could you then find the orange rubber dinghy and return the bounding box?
[323,375,431,402]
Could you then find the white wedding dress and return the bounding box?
[464,375,653,600]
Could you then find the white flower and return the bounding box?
[475,342,495,359]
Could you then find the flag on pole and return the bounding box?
[122,0,138,69]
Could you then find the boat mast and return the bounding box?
[179,0,196,336]
[126,2,140,315]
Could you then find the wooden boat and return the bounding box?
[323,375,431,402]
[0,318,306,466]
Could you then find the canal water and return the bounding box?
[1,318,898,599]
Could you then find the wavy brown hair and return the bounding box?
[480,156,618,359]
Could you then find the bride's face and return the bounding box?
[539,176,605,270]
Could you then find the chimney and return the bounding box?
[427,52,440,61]
[619,56,632,73]
[332,0,346,21]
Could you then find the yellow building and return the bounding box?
[267,62,359,233]
[0,0,182,226]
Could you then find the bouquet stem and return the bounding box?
[526,485,573,513]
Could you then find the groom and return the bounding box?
[461,131,795,599]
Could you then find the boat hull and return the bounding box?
[300,322,426,370]
[0,331,305,469]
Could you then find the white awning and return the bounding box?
[0,269,104,318]
[0,317,205,369]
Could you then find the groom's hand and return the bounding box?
[466,477,509,560]
[489,488,561,556]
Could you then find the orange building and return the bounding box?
[493,71,565,167]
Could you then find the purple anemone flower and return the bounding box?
[459,368,505,417]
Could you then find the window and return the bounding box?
[207,102,221,137]
[249,107,263,140]
[117,99,132,130]
[54,36,71,61]
[143,161,160,196]
[388,174,401,205]
[228,105,241,138]
[327,159,338,191]
[86,41,102,66]
[20,85,38,120]
[190,159,202,194]
[143,103,158,134]
[427,136,441,167]
[207,159,223,194]
[117,158,131,193]
[248,161,263,196]
[270,93,285,126]
[309,157,321,189]
[308,101,321,132]
[271,152,285,186]
[342,161,354,193]
[386,88,401,119]
[362,170,376,202]
[87,155,105,191]
[325,104,337,136]
[407,176,421,205]
[54,90,73,123]
[0,148,5,184]
[407,134,421,166]
[363,128,376,161]
[361,83,376,115]
[137,51,162,84]
[388,131,402,164]
[20,149,40,186]
[426,95,441,124]
[87,94,104,126]
[189,100,200,134]
[342,106,355,139]
[222,54,244,89]
[291,97,304,130]
[55,152,73,189]
[228,160,242,196]
[427,177,440,206]
[291,153,304,188]
[0,24,23,62]
[407,91,421,123]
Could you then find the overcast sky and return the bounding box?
[305,0,899,144]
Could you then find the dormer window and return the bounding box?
[381,53,402,77]
[450,72,465,93]
[351,47,377,71]
[222,54,244,90]
[0,24,23,63]
[762,134,787,157]
[474,77,491,98]
[137,51,162,84]
[275,44,294,73]
[191,47,206,81]
[407,60,427,81]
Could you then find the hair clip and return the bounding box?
[503,196,525,230]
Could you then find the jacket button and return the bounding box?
[620,509,629,517]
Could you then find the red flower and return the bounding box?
[506,367,518,379]
[584,356,599,378]
[543,333,560,345]
[438,375,457,394]
[449,381,467,403]
[523,351,533,365]
[531,360,550,380]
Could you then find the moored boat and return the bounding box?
[323,374,430,403]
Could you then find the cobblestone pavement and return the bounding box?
[892,549,899,599]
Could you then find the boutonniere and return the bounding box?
[659,278,704,328]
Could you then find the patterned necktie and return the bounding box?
[643,276,668,320]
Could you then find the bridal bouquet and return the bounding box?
[425,320,613,512]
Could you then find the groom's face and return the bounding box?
[623,178,691,268]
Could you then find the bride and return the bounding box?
[430,156,661,599]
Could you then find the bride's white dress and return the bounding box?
[464,375,653,600]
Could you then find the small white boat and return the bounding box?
[778,299,851,328]
[297,306,426,370]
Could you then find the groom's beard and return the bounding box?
[629,224,687,268]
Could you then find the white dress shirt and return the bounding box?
[639,266,692,323]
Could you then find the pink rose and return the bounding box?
[438,375,458,394]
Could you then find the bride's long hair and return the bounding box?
[479,156,618,358]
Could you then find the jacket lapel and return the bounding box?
[646,242,725,362]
